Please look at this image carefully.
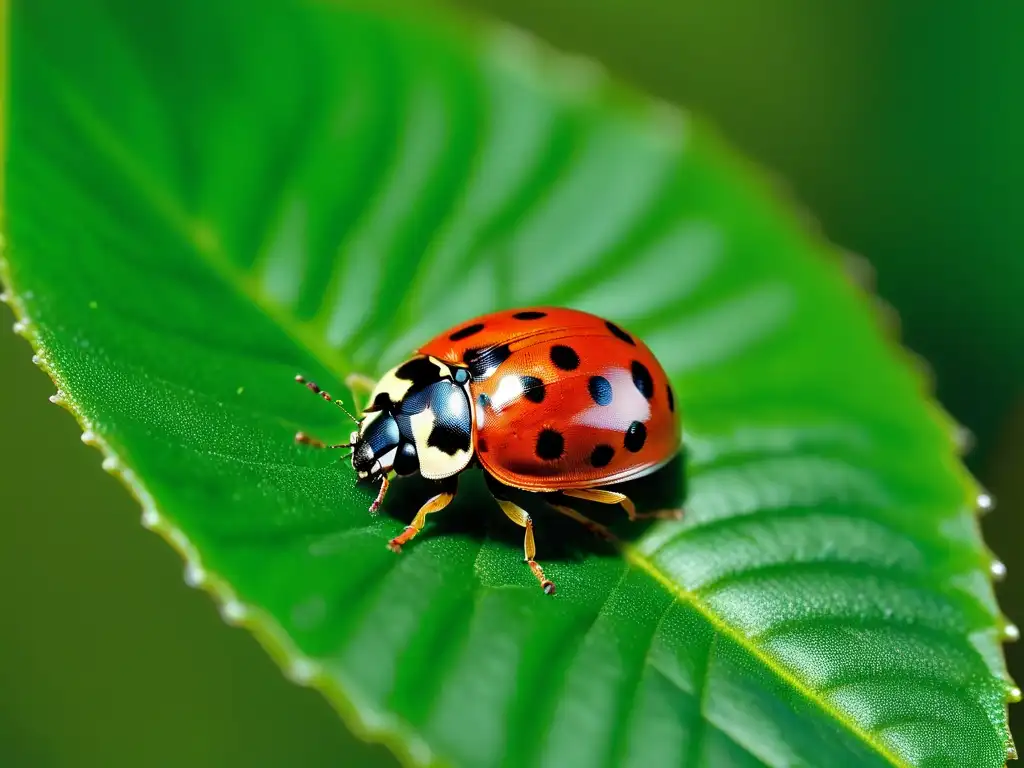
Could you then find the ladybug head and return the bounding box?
[350,410,414,480]
[352,356,474,483]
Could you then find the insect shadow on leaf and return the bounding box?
[372,450,689,566]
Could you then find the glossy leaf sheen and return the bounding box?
[1,0,1014,766]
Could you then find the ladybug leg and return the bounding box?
[368,473,391,513]
[387,477,458,553]
[546,501,618,543]
[491,496,556,596]
[562,489,683,523]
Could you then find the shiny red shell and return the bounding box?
[417,307,681,492]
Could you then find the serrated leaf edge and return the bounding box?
[0,0,1015,764]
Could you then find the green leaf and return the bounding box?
[1,0,1015,765]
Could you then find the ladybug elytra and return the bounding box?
[296,307,682,595]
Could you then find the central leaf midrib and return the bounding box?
[47,74,359,392]
[624,545,909,768]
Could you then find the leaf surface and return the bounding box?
[1,0,1015,766]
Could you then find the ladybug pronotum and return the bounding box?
[296,307,682,595]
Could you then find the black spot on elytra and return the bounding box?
[463,344,512,380]
[395,356,441,385]
[512,310,547,320]
[590,444,615,468]
[449,322,485,342]
[631,361,654,400]
[521,376,545,403]
[606,320,635,346]
[427,421,471,455]
[667,384,675,412]
[624,421,647,452]
[588,375,613,406]
[535,429,564,460]
[477,437,489,453]
[550,345,579,371]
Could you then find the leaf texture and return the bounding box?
[0,0,1015,766]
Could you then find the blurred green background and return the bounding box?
[2,1,1021,765]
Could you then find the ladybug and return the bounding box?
[295,307,682,595]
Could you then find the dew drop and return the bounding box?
[101,457,118,473]
[12,320,26,334]
[183,562,206,587]
[1003,623,1020,642]
[48,391,64,404]
[990,560,1007,581]
[287,658,317,685]
[141,509,160,529]
[220,599,248,625]
[80,430,97,445]
[976,492,995,513]
[31,354,42,365]
[1008,685,1022,703]
[0,291,8,303]
[953,424,975,454]
[1007,744,1018,761]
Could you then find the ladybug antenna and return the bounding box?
[295,375,360,423]
[295,431,355,450]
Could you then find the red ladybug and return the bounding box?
[296,307,682,595]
